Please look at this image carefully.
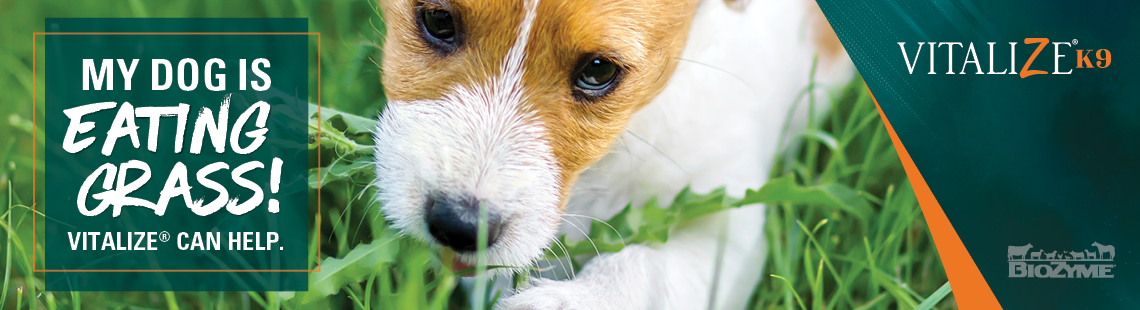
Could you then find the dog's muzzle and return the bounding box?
[425,193,503,252]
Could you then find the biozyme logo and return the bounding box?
[898,38,1111,78]
[1007,242,1116,278]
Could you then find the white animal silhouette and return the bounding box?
[1008,243,1033,260]
[1092,242,1115,260]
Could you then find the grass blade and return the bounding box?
[913,282,952,310]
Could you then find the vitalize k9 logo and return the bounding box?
[1007,242,1116,278]
[898,38,1111,78]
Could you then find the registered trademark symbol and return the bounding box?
[159,231,170,242]
[1072,39,1078,45]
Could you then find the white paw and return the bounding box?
[494,279,601,310]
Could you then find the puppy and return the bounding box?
[372,0,851,308]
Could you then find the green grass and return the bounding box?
[0,0,954,309]
[751,65,954,310]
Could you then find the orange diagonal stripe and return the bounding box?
[866,84,1003,309]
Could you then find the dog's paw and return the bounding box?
[494,279,601,310]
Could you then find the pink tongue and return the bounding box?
[453,258,476,277]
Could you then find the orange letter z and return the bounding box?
[1020,38,1049,78]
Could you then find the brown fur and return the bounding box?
[806,1,846,68]
[380,0,529,99]
[379,0,700,207]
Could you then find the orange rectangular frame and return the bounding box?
[32,32,323,273]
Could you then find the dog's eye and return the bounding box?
[422,9,455,41]
[574,58,620,98]
[419,7,459,52]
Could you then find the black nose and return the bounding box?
[426,194,502,252]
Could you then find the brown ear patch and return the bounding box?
[807,1,846,64]
[722,0,843,63]
[723,0,749,12]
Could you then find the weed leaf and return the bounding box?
[549,175,872,261]
[738,175,872,221]
[308,103,377,136]
[298,235,399,303]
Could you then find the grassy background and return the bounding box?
[0,0,955,309]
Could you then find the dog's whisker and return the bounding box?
[540,246,568,281]
[675,56,763,106]
[561,217,602,257]
[550,238,576,280]
[540,246,572,281]
[562,213,627,246]
[351,192,382,240]
[622,130,690,178]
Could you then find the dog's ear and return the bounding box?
[806,1,846,68]
[722,0,749,12]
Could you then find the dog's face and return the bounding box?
[374,0,698,269]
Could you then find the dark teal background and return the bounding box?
[817,0,1140,308]
[43,18,309,291]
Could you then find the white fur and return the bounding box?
[500,0,852,309]
[376,0,854,308]
[373,0,560,270]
